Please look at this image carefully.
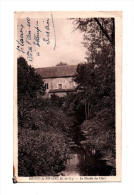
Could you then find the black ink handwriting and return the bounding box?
[16,24,24,47]
[27,47,33,61]
[43,19,50,45]
[16,45,25,53]
[26,30,31,45]
[26,17,30,27]
[33,21,42,47]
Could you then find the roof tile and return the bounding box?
[35,65,77,78]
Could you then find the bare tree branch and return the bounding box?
[94,18,114,48]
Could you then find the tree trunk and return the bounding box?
[85,102,87,120]
[87,103,90,120]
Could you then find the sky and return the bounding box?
[17,17,87,68]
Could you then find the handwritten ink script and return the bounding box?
[16,15,56,62]
[42,19,50,44]
[33,21,42,47]
[16,24,25,53]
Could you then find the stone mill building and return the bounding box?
[36,65,78,97]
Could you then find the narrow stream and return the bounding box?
[60,153,81,176]
[59,147,114,176]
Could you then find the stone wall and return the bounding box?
[43,77,77,93]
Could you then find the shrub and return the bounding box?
[80,108,115,169]
[18,128,70,176]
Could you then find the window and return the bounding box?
[58,84,62,89]
[45,83,48,89]
[70,81,75,88]
[69,81,73,88]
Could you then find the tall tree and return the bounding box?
[72,18,116,172]
[72,18,115,120]
[17,57,45,127]
[18,57,45,99]
[72,18,115,64]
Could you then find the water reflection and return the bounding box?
[59,147,114,176]
[60,153,80,176]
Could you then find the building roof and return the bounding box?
[35,65,78,79]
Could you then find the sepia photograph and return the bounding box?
[14,11,122,182]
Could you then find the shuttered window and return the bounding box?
[45,83,48,89]
[58,84,62,89]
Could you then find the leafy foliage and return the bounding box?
[80,109,115,167]
[17,16,116,176]
[71,18,116,173]
[72,18,115,51]
[17,57,72,176]
[18,57,45,99]
[74,61,115,117]
[18,128,70,176]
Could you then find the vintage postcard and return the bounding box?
[13,11,122,183]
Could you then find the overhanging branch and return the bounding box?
[94,18,114,47]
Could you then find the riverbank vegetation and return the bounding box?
[18,57,72,176]
[18,18,115,176]
[72,18,116,175]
